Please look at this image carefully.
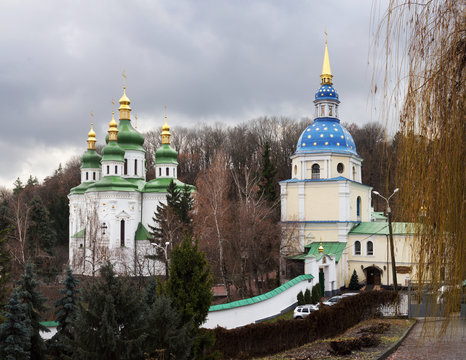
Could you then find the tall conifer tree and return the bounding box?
[0,289,31,360]
[258,141,278,203]
[17,263,48,360]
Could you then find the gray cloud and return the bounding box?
[0,0,385,188]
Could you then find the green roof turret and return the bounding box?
[101,112,125,162]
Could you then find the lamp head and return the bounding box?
[393,188,399,193]
[372,191,380,195]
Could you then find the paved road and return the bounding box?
[387,317,466,360]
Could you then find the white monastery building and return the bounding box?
[68,85,193,276]
[280,40,415,295]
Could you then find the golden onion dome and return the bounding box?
[318,242,324,254]
[87,123,96,140]
[161,109,171,144]
[119,87,131,108]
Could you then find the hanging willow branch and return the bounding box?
[372,0,465,328]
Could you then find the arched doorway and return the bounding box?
[364,266,382,286]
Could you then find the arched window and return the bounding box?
[367,241,373,255]
[357,196,361,218]
[159,168,161,177]
[354,241,361,255]
[120,220,125,247]
[115,165,118,175]
[124,159,128,175]
[86,172,88,181]
[107,165,110,175]
[134,159,138,175]
[312,164,320,179]
[166,167,169,176]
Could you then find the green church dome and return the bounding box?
[117,119,145,151]
[81,149,101,169]
[101,141,125,162]
[155,144,178,165]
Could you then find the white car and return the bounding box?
[322,295,343,306]
[293,304,319,319]
[341,292,359,298]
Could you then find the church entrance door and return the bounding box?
[365,266,382,286]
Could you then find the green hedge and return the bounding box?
[207,290,397,359]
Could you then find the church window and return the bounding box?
[353,166,357,180]
[367,241,374,255]
[355,241,361,255]
[159,168,161,177]
[357,196,361,218]
[124,159,128,175]
[93,172,96,180]
[107,165,110,175]
[329,105,333,116]
[173,168,175,177]
[120,220,125,247]
[134,159,138,175]
[320,105,325,116]
[312,164,320,179]
[337,163,344,174]
[166,167,169,176]
[294,165,297,176]
[86,172,88,181]
[115,165,118,174]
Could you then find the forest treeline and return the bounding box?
[0,117,397,287]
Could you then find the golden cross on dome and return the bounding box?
[112,98,115,113]
[90,111,94,123]
[164,104,167,118]
[122,70,127,89]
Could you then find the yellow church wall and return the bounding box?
[285,186,299,220]
[347,234,415,287]
[349,186,371,222]
[328,155,351,179]
[304,160,325,179]
[303,185,339,220]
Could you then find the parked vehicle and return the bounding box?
[293,304,318,319]
[322,295,343,306]
[341,292,359,298]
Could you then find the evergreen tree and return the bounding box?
[348,269,360,290]
[0,231,11,312]
[165,179,181,209]
[178,185,194,229]
[72,262,146,360]
[26,176,38,187]
[165,235,213,329]
[17,263,48,360]
[144,276,158,308]
[52,267,80,359]
[0,289,31,360]
[144,295,192,360]
[297,290,305,305]
[27,196,57,256]
[311,283,322,305]
[257,141,277,203]
[304,288,311,304]
[13,177,24,195]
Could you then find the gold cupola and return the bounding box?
[87,122,97,150]
[108,111,119,141]
[161,106,171,145]
[119,72,132,120]
[318,242,324,254]
[320,33,333,85]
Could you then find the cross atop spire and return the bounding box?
[320,33,333,85]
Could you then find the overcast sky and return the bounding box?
[0,0,388,189]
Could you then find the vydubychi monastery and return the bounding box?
[69,84,193,276]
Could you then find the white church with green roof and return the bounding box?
[68,85,193,276]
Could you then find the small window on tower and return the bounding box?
[320,105,325,116]
[86,172,89,181]
[312,164,320,179]
[337,163,344,174]
[329,105,333,116]
[124,159,128,175]
[115,165,118,174]
[159,168,161,177]
[107,165,110,175]
[134,159,137,175]
[294,165,297,176]
[355,241,361,255]
[93,172,96,180]
[166,167,169,176]
[173,168,175,177]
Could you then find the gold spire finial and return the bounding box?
[161,105,171,145]
[318,242,324,254]
[87,111,97,150]
[108,108,119,141]
[118,74,131,119]
[320,32,333,85]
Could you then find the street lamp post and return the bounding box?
[373,188,399,293]
[151,241,170,279]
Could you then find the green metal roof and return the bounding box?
[371,212,387,221]
[135,223,150,241]
[208,274,314,312]
[101,140,125,162]
[40,321,58,327]
[117,119,145,152]
[69,182,90,195]
[143,177,195,193]
[81,149,101,169]
[86,176,139,192]
[349,222,416,236]
[71,229,85,238]
[304,241,346,262]
[155,144,178,165]
[126,178,147,191]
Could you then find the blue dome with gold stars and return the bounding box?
[296,118,357,155]
[315,84,339,101]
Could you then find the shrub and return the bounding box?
[329,338,362,355]
[304,288,311,304]
[349,270,360,290]
[297,291,305,305]
[208,290,397,359]
[311,283,322,304]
